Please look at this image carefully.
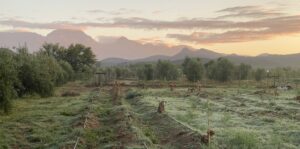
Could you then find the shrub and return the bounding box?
[16,48,55,97]
[0,48,18,113]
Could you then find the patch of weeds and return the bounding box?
[223,130,260,149]
[125,90,143,99]
[98,128,116,143]
[262,117,276,123]
[60,109,79,116]
[221,113,231,125]
[83,129,100,148]
[143,127,158,144]
[266,135,284,148]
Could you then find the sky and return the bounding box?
[1,0,300,56]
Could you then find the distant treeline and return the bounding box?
[100,57,300,83]
[0,43,96,113]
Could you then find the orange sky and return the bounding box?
[1,0,300,55]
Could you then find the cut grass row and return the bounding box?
[132,87,300,148]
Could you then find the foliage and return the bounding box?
[205,58,234,82]
[235,63,252,80]
[125,90,143,99]
[136,64,155,80]
[182,57,204,82]
[0,43,96,112]
[40,43,96,74]
[0,48,18,113]
[254,68,266,81]
[205,60,218,80]
[156,60,179,80]
[16,49,55,97]
[64,44,96,72]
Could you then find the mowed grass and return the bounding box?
[134,86,300,149]
[0,82,93,149]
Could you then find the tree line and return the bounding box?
[101,57,300,83]
[0,43,96,113]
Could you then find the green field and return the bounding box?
[0,81,299,149]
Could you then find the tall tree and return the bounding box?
[215,58,234,82]
[255,68,266,81]
[183,58,204,82]
[156,60,179,80]
[144,64,154,80]
[236,63,252,80]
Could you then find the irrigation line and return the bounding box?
[72,92,97,149]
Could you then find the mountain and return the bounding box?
[170,48,224,60]
[99,37,186,60]
[100,48,300,68]
[0,31,45,51]
[225,53,300,68]
[0,29,187,59]
[100,48,223,66]
[1,29,300,68]
[100,58,130,67]
[46,29,99,48]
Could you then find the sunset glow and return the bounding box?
[1,0,300,55]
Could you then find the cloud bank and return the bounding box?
[1,5,299,44]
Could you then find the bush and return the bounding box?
[0,48,18,113]
[16,51,55,97]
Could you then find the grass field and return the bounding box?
[130,85,300,148]
[0,81,299,149]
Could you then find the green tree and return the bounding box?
[205,60,217,80]
[0,48,18,113]
[255,68,266,81]
[183,58,204,82]
[235,63,252,80]
[205,58,234,82]
[215,58,234,82]
[144,64,154,80]
[16,48,55,97]
[65,44,96,72]
[156,60,179,80]
[40,43,66,60]
[182,57,192,75]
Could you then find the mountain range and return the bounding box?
[100,48,300,68]
[0,29,185,60]
[1,29,300,68]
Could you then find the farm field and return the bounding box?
[127,85,300,148]
[0,81,299,149]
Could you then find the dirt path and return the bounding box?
[74,87,206,148]
[123,88,205,149]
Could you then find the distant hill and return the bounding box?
[100,48,300,68]
[1,29,300,68]
[225,53,300,68]
[99,36,187,60]
[100,48,224,66]
[170,48,224,60]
